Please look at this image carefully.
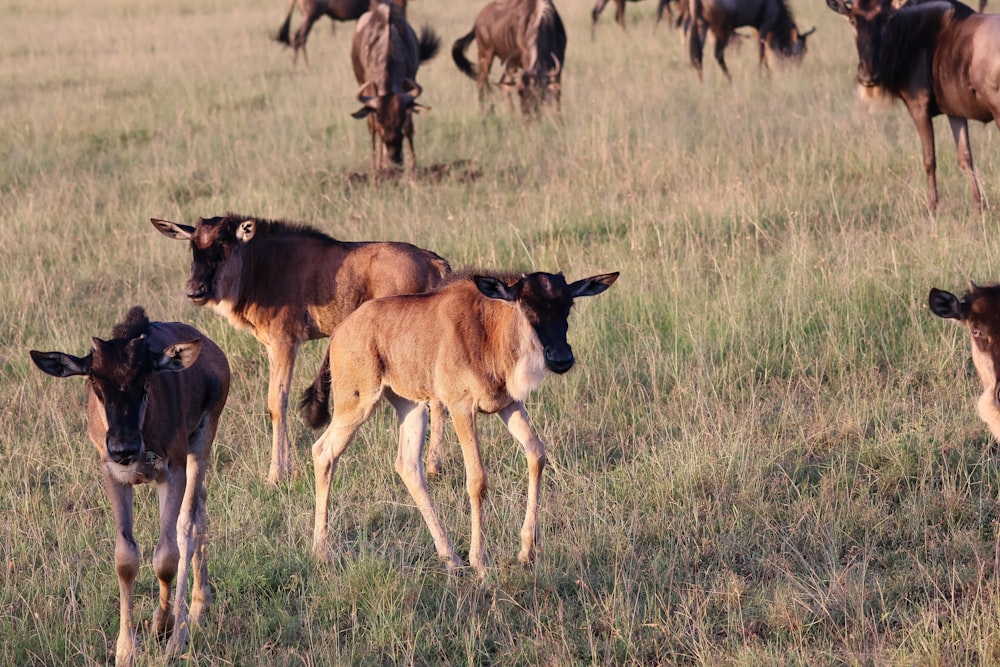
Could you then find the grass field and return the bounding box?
[5,0,1000,663]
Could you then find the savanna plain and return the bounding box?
[6,0,1000,663]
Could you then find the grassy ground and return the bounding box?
[5,0,1000,663]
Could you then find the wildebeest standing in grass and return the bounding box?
[930,284,1000,440]
[151,214,451,483]
[827,0,1000,212]
[452,0,567,118]
[687,0,814,81]
[590,0,676,38]
[305,270,618,576]
[30,307,230,667]
[350,0,440,173]
[275,0,411,65]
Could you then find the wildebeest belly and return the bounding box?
[933,19,1000,123]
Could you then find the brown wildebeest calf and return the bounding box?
[151,214,451,483]
[930,283,1000,440]
[30,307,230,666]
[304,270,618,576]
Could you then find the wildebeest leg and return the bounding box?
[477,48,495,113]
[713,31,732,81]
[103,474,139,667]
[451,408,488,577]
[689,18,705,81]
[949,116,983,210]
[424,400,448,475]
[615,0,627,28]
[165,421,215,657]
[310,387,377,557]
[152,466,183,649]
[592,0,611,38]
[266,340,299,483]
[389,395,464,571]
[905,101,938,211]
[292,12,319,66]
[654,0,674,29]
[498,401,547,565]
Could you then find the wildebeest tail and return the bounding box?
[300,345,332,429]
[418,24,441,63]
[275,0,296,45]
[452,29,477,78]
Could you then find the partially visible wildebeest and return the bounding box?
[452,0,567,117]
[930,283,1000,440]
[30,307,230,667]
[590,0,676,38]
[275,0,371,65]
[827,0,1000,212]
[687,0,814,80]
[151,214,451,483]
[351,0,440,173]
[306,270,618,576]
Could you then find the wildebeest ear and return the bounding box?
[29,350,92,378]
[352,106,376,119]
[928,288,964,320]
[154,339,202,372]
[236,219,256,243]
[474,276,519,302]
[150,218,195,241]
[412,102,431,114]
[568,272,620,299]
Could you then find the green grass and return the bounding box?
[5,0,1000,663]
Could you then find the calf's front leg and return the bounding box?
[103,474,140,667]
[499,401,547,564]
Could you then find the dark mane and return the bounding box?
[879,1,969,89]
[112,306,151,340]
[220,213,340,245]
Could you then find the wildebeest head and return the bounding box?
[773,25,816,60]
[30,313,202,466]
[474,271,619,374]
[352,79,428,167]
[930,282,1000,409]
[151,216,257,305]
[826,0,892,88]
[503,55,562,118]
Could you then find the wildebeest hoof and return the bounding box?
[152,606,174,639]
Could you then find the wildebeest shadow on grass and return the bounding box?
[346,159,482,185]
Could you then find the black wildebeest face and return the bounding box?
[353,81,427,168]
[30,336,202,466]
[930,283,1000,401]
[826,0,891,87]
[151,216,256,304]
[475,271,619,374]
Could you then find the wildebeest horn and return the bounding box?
[799,26,816,38]
[403,78,423,99]
[355,81,378,104]
[550,54,561,78]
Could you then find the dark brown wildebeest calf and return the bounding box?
[688,0,813,81]
[452,0,567,118]
[305,270,618,576]
[827,0,1000,211]
[30,307,230,667]
[930,284,1000,440]
[351,0,440,173]
[152,214,451,483]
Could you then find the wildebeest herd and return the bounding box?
[25,0,1000,663]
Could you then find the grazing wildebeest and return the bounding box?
[151,214,451,483]
[590,0,676,38]
[687,0,814,80]
[305,270,618,576]
[827,0,1000,212]
[275,0,369,65]
[351,0,440,173]
[452,0,567,117]
[30,307,230,667]
[930,283,1000,440]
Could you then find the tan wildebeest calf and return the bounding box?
[30,307,230,666]
[152,214,451,483]
[304,270,618,576]
[930,283,1000,439]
